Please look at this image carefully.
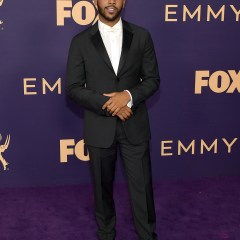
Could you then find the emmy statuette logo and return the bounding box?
[0,134,10,171]
[0,0,4,29]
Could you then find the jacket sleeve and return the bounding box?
[128,31,160,111]
[65,36,111,117]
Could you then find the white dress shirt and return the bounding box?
[98,18,133,108]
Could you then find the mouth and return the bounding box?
[105,6,117,14]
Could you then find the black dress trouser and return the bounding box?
[87,118,158,240]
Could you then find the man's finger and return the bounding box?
[103,92,116,97]
[124,108,132,116]
[112,108,120,116]
[117,113,125,121]
[122,112,128,119]
[125,111,131,118]
[107,102,114,109]
[125,109,133,118]
[108,105,117,113]
[125,110,131,117]
[102,99,112,109]
[107,103,116,112]
[128,109,133,115]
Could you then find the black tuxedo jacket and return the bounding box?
[66,19,160,148]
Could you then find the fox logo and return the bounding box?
[56,0,98,26]
[0,134,10,171]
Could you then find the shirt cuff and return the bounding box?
[124,90,133,108]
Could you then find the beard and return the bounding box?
[97,3,123,22]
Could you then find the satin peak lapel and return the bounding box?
[90,24,115,75]
[90,20,133,77]
[117,21,133,76]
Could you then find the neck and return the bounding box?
[99,16,121,27]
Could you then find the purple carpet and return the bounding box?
[0,176,240,240]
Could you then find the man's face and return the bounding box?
[94,0,126,22]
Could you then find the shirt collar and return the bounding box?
[98,17,122,34]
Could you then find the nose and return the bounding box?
[108,0,116,4]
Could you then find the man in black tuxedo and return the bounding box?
[66,0,160,239]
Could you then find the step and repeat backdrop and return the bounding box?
[0,0,240,188]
